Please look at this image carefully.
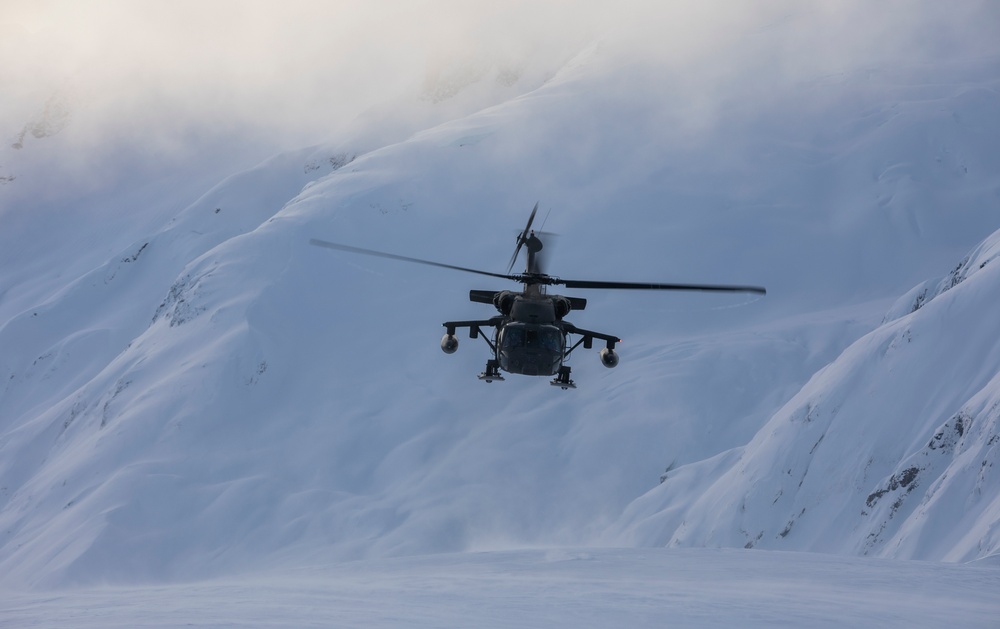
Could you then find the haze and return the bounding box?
[4,1,994,149]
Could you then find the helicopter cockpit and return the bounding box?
[498,323,565,376]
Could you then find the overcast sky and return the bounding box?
[2,1,996,159]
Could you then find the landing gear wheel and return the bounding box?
[550,365,576,389]
[478,359,505,383]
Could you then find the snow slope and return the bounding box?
[610,228,1000,560]
[1,1,1000,599]
[4,549,999,629]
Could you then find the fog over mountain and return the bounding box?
[2,1,999,625]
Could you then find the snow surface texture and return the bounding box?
[4,549,1000,629]
[2,2,1000,623]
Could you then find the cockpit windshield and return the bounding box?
[501,324,563,352]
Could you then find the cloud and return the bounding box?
[2,1,996,162]
[2,1,599,148]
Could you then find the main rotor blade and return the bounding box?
[559,278,767,295]
[309,239,518,282]
[507,202,539,273]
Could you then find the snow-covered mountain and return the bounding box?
[610,228,1000,560]
[2,2,999,597]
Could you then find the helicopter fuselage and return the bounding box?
[442,288,620,388]
[496,292,565,376]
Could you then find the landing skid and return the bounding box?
[478,359,505,383]
[550,366,576,390]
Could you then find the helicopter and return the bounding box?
[309,204,765,389]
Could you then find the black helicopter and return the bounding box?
[309,204,765,389]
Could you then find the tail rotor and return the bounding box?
[507,202,539,274]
